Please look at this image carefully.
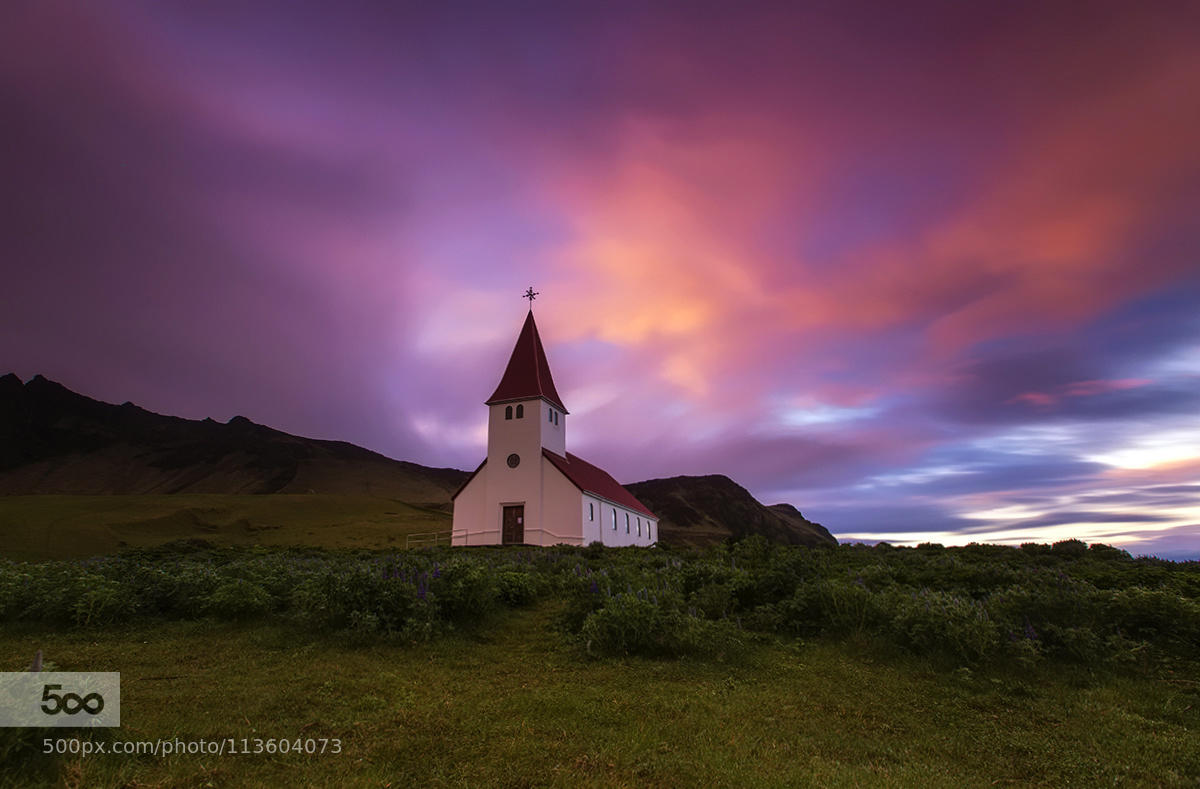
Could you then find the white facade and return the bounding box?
[578,494,658,548]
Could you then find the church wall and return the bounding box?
[581,495,604,545]
[451,471,488,546]
[592,498,657,547]
[539,462,585,545]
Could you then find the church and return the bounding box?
[451,296,658,547]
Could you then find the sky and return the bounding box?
[3,1,1199,558]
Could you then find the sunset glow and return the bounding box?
[3,2,1198,556]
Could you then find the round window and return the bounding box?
[506,453,520,468]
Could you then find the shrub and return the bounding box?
[496,571,541,607]
[580,593,740,658]
[888,589,999,662]
[205,579,273,620]
[72,577,137,625]
[1051,539,1088,559]
[430,560,498,624]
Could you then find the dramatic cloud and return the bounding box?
[2,1,1198,557]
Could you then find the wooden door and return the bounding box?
[502,505,524,545]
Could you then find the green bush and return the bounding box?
[0,540,1195,670]
[431,560,498,624]
[496,571,541,607]
[580,593,740,658]
[72,577,137,625]
[888,589,999,662]
[205,579,273,620]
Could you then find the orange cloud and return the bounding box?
[524,29,1200,417]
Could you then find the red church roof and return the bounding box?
[543,449,656,517]
[486,310,568,412]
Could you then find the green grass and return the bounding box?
[3,604,1197,787]
[0,495,450,560]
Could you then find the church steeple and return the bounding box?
[486,309,568,413]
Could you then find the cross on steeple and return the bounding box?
[523,286,539,306]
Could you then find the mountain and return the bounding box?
[625,475,836,547]
[0,373,467,504]
[0,374,835,547]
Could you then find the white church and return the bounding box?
[451,298,658,547]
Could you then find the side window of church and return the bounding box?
[625,513,630,533]
[589,502,594,521]
[554,411,559,425]
[637,517,641,536]
[516,404,523,418]
[505,406,512,420]
[612,509,617,530]
[548,409,553,423]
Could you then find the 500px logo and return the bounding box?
[1,672,120,727]
[40,684,105,716]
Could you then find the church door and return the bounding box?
[502,505,524,545]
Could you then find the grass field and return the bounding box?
[0,495,451,560]
[2,602,1198,788]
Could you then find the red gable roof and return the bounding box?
[543,449,656,517]
[486,310,568,412]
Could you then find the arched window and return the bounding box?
[554,411,559,425]
[649,523,653,541]
[505,406,512,420]
[611,509,617,530]
[515,404,524,419]
[548,409,553,423]
[625,513,630,533]
[637,518,641,536]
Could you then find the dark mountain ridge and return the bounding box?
[626,475,835,547]
[0,374,835,546]
[0,373,465,501]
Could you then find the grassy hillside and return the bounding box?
[0,495,450,560]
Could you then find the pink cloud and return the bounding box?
[1008,379,1153,408]
[1061,379,1153,397]
[1009,392,1058,408]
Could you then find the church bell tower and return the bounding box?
[480,289,569,543]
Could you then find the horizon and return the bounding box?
[3,3,1198,559]
[3,369,1193,562]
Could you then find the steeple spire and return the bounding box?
[486,309,567,412]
